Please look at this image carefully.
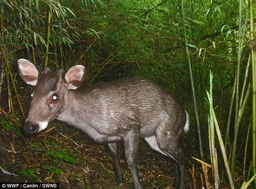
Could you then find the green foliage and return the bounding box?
[47,150,77,164]
[19,168,39,180]
[42,165,62,175]
[136,165,144,171]
[0,119,22,136]
[45,140,59,147]
[81,0,106,8]
[29,142,41,149]
[113,187,121,189]
[0,119,16,132]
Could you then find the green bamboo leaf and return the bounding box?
[35,0,40,10]
[186,43,198,51]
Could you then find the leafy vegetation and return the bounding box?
[42,165,62,176]
[19,168,39,180]
[0,0,256,188]
[1,119,16,132]
[47,150,77,164]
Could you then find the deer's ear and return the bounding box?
[64,65,85,90]
[18,59,38,86]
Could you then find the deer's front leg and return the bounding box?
[108,143,124,184]
[124,130,143,189]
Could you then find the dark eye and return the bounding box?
[51,93,58,101]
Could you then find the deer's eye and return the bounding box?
[51,93,58,101]
[48,93,58,106]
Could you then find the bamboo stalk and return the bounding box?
[207,73,235,189]
[212,95,234,189]
[0,1,25,117]
[230,0,247,175]
[225,75,236,149]
[0,0,3,104]
[207,72,219,189]
[0,47,24,117]
[240,58,251,108]
[44,10,52,68]
[32,33,37,65]
[243,122,251,177]
[181,0,203,159]
[6,73,13,113]
[249,0,256,185]
[0,62,4,102]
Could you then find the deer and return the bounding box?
[18,58,189,189]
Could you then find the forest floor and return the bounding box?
[0,119,198,189]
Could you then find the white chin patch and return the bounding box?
[38,121,49,132]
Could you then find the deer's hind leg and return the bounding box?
[156,127,185,189]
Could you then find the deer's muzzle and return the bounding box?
[23,121,39,136]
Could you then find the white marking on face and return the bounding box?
[184,111,189,132]
[38,121,49,132]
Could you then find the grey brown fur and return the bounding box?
[18,59,188,189]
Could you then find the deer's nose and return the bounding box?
[23,121,39,136]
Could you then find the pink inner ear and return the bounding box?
[18,59,38,85]
[21,63,37,75]
[65,65,85,89]
[70,70,79,80]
